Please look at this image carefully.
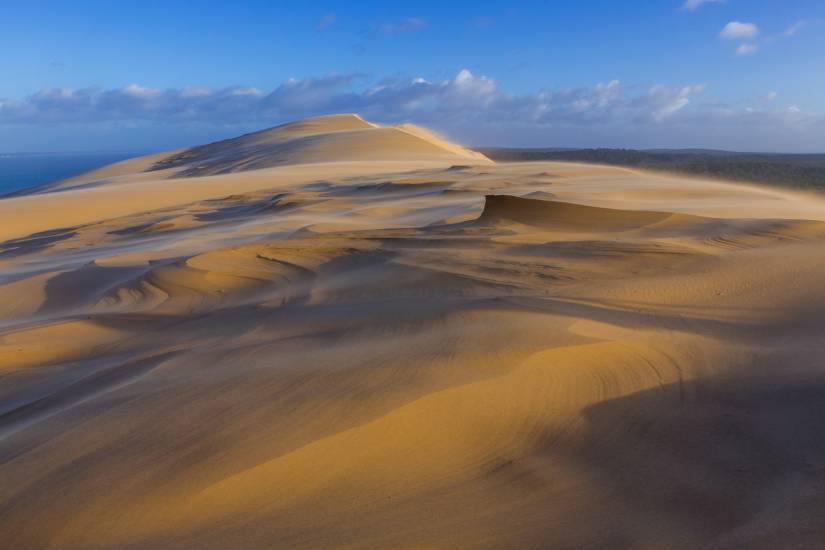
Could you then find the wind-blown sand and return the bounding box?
[2,114,825,549]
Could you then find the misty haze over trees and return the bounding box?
[480,148,825,190]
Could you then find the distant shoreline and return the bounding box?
[0,151,146,157]
[0,151,142,197]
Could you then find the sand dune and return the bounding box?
[148,115,489,177]
[2,115,825,549]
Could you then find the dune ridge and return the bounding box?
[2,115,825,549]
[149,113,491,177]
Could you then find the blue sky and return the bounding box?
[1,0,824,152]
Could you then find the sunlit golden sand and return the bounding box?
[2,115,825,549]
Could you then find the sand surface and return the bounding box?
[2,114,825,549]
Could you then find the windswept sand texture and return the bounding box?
[2,115,825,549]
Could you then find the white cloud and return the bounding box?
[764,91,778,101]
[447,69,497,106]
[681,0,724,11]
[720,21,759,39]
[645,84,706,121]
[736,43,759,56]
[120,84,161,99]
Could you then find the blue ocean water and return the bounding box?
[0,152,141,196]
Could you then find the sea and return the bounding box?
[0,152,142,196]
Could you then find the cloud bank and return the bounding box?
[0,71,709,126]
[1,70,820,151]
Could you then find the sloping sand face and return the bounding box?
[2,116,825,549]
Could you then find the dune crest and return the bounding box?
[148,113,492,177]
[480,194,677,230]
[2,116,825,549]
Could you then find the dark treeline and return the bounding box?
[479,148,825,191]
